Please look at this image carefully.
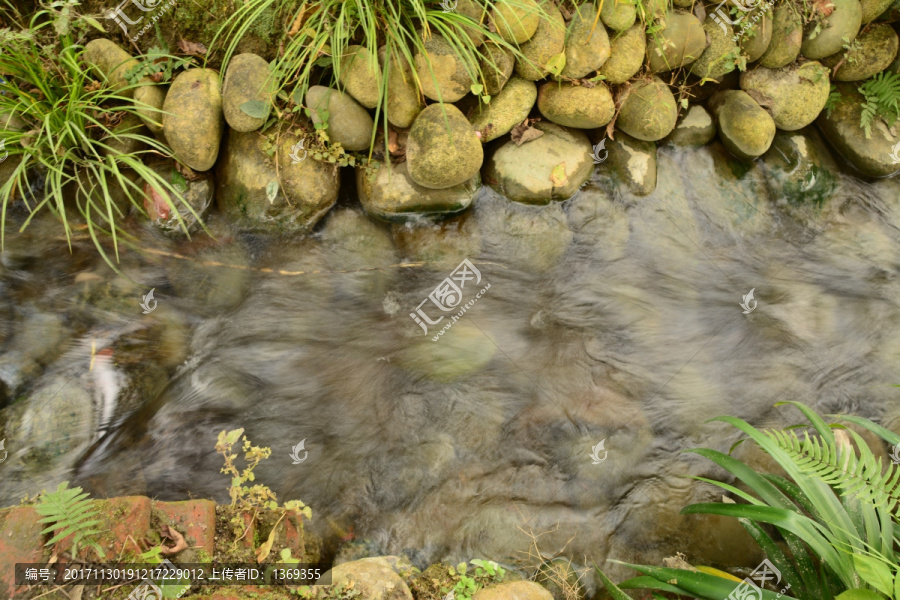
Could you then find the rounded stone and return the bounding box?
[222,53,273,132]
[407,103,483,189]
[379,46,424,128]
[514,3,566,81]
[740,61,831,130]
[338,45,382,109]
[305,86,375,152]
[328,557,414,600]
[709,90,776,159]
[647,11,708,73]
[760,129,840,207]
[800,0,862,59]
[473,581,553,600]
[492,0,541,43]
[690,17,739,81]
[664,104,716,146]
[816,83,900,177]
[481,42,516,95]
[616,77,678,141]
[357,160,479,221]
[142,160,213,235]
[601,0,637,31]
[415,33,473,102]
[599,130,658,196]
[162,68,223,172]
[470,76,538,142]
[484,121,593,204]
[83,39,139,95]
[537,81,615,129]
[133,84,166,134]
[455,0,488,46]
[598,24,646,84]
[738,8,774,63]
[759,2,803,68]
[821,23,899,81]
[861,0,894,21]
[561,6,611,78]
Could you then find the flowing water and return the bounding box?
[1,140,899,585]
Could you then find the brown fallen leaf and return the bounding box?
[812,0,834,15]
[288,7,307,36]
[160,525,188,555]
[177,39,207,56]
[510,120,544,146]
[176,162,200,180]
[388,128,407,156]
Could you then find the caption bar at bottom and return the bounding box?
[15,563,332,586]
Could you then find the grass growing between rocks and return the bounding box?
[0,3,199,269]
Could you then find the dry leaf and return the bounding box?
[288,7,307,36]
[511,121,544,146]
[160,525,188,555]
[177,40,207,56]
[813,0,834,15]
[176,162,200,180]
[550,163,568,187]
[388,129,407,156]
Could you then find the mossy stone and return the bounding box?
[600,130,658,195]
[738,8,774,63]
[133,84,166,135]
[664,104,716,146]
[379,46,424,128]
[861,0,894,22]
[83,39,139,96]
[407,103,483,189]
[415,33,473,102]
[514,3,566,81]
[357,160,479,221]
[162,68,223,172]
[455,0,488,46]
[709,90,776,159]
[759,2,803,67]
[338,45,382,109]
[647,11,708,73]
[740,61,830,130]
[492,0,541,43]
[760,129,839,207]
[305,86,375,152]
[689,17,739,81]
[598,24,646,84]
[800,0,862,59]
[561,5,611,78]
[601,0,637,31]
[481,42,516,95]
[537,81,615,129]
[102,112,147,157]
[470,76,538,142]
[222,53,273,132]
[616,77,678,141]
[820,23,899,81]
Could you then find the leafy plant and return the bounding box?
[440,559,507,600]
[596,402,900,600]
[122,43,196,86]
[0,8,201,268]
[824,84,842,116]
[34,481,105,560]
[857,71,900,139]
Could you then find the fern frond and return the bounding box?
[857,71,900,138]
[765,430,900,516]
[34,482,105,559]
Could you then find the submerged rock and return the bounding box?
[665,105,716,146]
[380,46,424,128]
[484,121,593,204]
[415,34,473,102]
[470,76,537,142]
[740,61,830,130]
[598,131,658,196]
[514,2,566,81]
[561,6,611,79]
[709,90,776,159]
[800,0,862,59]
[222,53,272,133]
[598,24,645,84]
[481,42,516,95]
[821,23,899,81]
[689,17,738,81]
[338,45,382,109]
[759,2,803,68]
[816,83,900,177]
[407,104,483,189]
[305,86,375,152]
[616,77,678,141]
[216,130,338,232]
[162,68,223,172]
[492,0,541,43]
[357,160,480,221]
[537,81,615,129]
[601,0,637,30]
[142,161,213,235]
[760,129,839,207]
[647,11,707,73]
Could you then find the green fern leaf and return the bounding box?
[34,482,105,559]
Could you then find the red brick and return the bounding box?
[55,496,151,560]
[154,500,217,558]
[0,506,44,600]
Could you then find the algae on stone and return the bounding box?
[689,17,739,81]
[709,90,776,159]
[616,77,678,141]
[337,45,382,109]
[415,34,474,102]
[162,68,223,172]
[514,2,567,81]
[470,76,538,142]
[598,24,646,84]
[740,61,830,130]
[646,11,708,73]
[222,53,273,133]
[306,86,375,152]
[561,5,611,79]
[537,81,615,129]
[407,104,483,189]
[800,0,862,59]
[759,3,802,68]
[820,23,899,81]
